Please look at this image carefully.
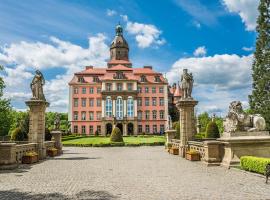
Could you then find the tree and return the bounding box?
[172,121,180,139]
[0,65,13,136]
[198,112,211,133]
[249,0,270,130]
[169,104,179,122]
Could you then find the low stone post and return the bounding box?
[165,130,176,148]
[51,130,63,154]
[177,99,198,157]
[0,143,17,169]
[26,100,49,159]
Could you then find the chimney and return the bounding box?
[143,66,152,69]
[85,66,93,70]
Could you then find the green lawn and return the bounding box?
[62,135,165,147]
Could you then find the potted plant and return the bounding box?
[22,151,38,164]
[47,147,58,157]
[186,149,200,161]
[169,146,179,155]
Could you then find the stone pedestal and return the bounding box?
[218,131,270,167]
[165,130,176,148]
[26,100,49,159]
[177,99,198,157]
[0,143,18,169]
[51,130,63,154]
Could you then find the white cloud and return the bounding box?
[167,54,253,115]
[192,20,201,29]
[121,15,166,48]
[242,46,254,52]
[0,34,110,112]
[193,46,207,57]
[106,9,117,17]
[222,0,259,31]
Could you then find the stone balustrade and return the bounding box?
[15,143,38,163]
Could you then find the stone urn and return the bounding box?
[51,130,63,155]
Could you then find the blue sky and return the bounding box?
[0,0,259,115]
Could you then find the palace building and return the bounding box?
[68,24,181,135]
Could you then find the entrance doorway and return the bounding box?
[127,123,134,135]
[106,123,112,135]
[116,123,123,134]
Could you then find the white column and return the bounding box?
[112,82,116,91]
[102,100,105,117]
[68,86,72,122]
[164,85,169,119]
[134,99,137,117]
[113,100,116,117]
[124,99,127,117]
[123,82,127,90]
[101,82,105,91]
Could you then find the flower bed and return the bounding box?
[22,151,38,164]
[186,150,200,161]
[240,156,270,175]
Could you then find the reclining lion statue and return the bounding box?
[224,101,266,132]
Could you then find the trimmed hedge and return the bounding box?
[206,121,220,138]
[240,156,270,175]
[63,141,164,147]
[110,127,124,143]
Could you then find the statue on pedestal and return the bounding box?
[181,69,194,99]
[54,114,61,131]
[30,70,46,101]
[223,101,266,133]
[166,115,172,130]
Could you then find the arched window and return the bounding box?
[127,97,134,117]
[116,97,123,119]
[106,97,112,117]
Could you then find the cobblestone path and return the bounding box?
[0,146,270,200]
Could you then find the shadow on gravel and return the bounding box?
[53,157,101,161]
[0,189,117,200]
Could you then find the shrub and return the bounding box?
[95,130,99,136]
[205,121,220,138]
[45,128,52,141]
[194,132,206,139]
[240,156,270,175]
[110,127,124,143]
[11,127,26,141]
[172,121,180,139]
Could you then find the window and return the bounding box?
[97,112,102,120]
[117,83,122,91]
[155,76,161,82]
[153,125,157,133]
[145,98,149,106]
[145,111,150,120]
[89,112,94,120]
[145,125,150,133]
[73,87,78,94]
[96,98,101,107]
[160,125,165,133]
[140,75,147,82]
[160,110,164,119]
[138,111,142,120]
[89,126,93,134]
[89,98,94,107]
[93,76,99,82]
[82,98,86,107]
[74,98,78,107]
[116,97,123,119]
[74,125,78,133]
[145,87,149,93]
[127,83,133,91]
[138,98,142,106]
[138,87,142,93]
[73,111,78,120]
[81,111,86,120]
[138,125,142,133]
[114,71,125,79]
[78,77,84,83]
[127,97,134,117]
[106,83,112,91]
[159,98,164,106]
[97,126,101,133]
[152,87,156,93]
[82,88,86,94]
[159,87,164,93]
[152,110,157,119]
[106,97,112,117]
[152,97,157,106]
[97,87,101,93]
[81,125,86,134]
[89,87,94,94]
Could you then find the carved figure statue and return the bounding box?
[223,101,266,132]
[166,115,172,130]
[30,70,46,101]
[181,69,194,99]
[54,114,61,130]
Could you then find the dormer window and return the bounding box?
[93,76,100,82]
[140,75,147,82]
[155,76,161,82]
[78,77,84,83]
[114,71,126,79]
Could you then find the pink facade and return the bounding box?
[68,25,178,135]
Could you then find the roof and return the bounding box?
[106,64,133,71]
[174,85,182,97]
